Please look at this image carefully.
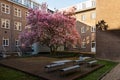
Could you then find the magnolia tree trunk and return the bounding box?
[50,46,58,54]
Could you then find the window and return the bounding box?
[1,3,10,14]
[81,14,86,21]
[25,11,29,18]
[17,0,22,3]
[11,0,22,3]
[2,38,9,46]
[15,40,19,46]
[82,3,86,9]
[24,0,31,7]
[1,18,10,29]
[91,41,96,48]
[92,0,96,7]
[81,26,86,33]
[91,12,96,19]
[33,2,39,9]
[14,8,21,17]
[91,26,96,32]
[81,42,86,48]
[14,21,22,31]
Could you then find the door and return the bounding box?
[91,41,96,52]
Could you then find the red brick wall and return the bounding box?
[96,30,120,60]
[0,0,28,52]
[75,21,92,52]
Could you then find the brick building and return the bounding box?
[68,0,120,61]
[75,0,96,53]
[60,0,96,53]
[96,0,120,60]
[0,0,41,52]
[61,0,120,60]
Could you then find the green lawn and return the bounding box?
[0,60,118,80]
[0,66,40,80]
[77,60,118,80]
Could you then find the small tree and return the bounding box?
[19,5,81,54]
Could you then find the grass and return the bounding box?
[0,66,41,80]
[0,59,118,80]
[76,60,118,80]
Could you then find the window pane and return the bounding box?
[81,27,86,33]
[82,3,86,9]
[6,40,8,45]
[91,12,96,19]
[81,42,86,48]
[14,22,17,29]
[81,14,86,21]
[3,40,6,46]
[1,4,5,12]
[92,1,96,7]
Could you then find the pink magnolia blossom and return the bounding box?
[19,3,81,52]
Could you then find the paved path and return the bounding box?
[101,63,120,80]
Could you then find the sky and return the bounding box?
[35,0,87,10]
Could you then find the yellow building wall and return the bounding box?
[96,0,120,30]
[75,9,96,26]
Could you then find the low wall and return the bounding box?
[96,30,120,60]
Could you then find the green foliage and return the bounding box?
[0,66,40,80]
[76,60,118,80]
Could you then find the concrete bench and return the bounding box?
[74,56,92,65]
[45,63,65,72]
[60,65,80,75]
[52,60,73,64]
[83,57,92,60]
[74,59,85,65]
[87,60,97,67]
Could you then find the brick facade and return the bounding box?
[96,30,120,60]
[96,0,120,60]
[74,9,96,52]
[0,0,28,52]
[76,21,92,52]
[96,0,120,30]
[75,8,96,26]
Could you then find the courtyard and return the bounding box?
[0,55,118,80]
[0,0,120,80]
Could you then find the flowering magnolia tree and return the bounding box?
[19,5,81,53]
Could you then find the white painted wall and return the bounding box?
[32,42,50,54]
[59,0,96,12]
[32,42,65,54]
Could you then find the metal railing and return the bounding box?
[16,45,22,56]
[2,46,7,58]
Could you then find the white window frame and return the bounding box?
[2,38,9,46]
[25,11,29,18]
[91,12,96,19]
[91,41,96,52]
[33,2,39,9]
[15,40,19,46]
[91,26,96,32]
[14,7,21,17]
[82,3,86,9]
[81,14,86,21]
[1,3,10,14]
[81,26,86,33]
[17,0,22,3]
[81,42,86,48]
[14,21,22,31]
[24,0,31,7]
[1,18,10,29]
[91,0,96,7]
[91,41,96,48]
